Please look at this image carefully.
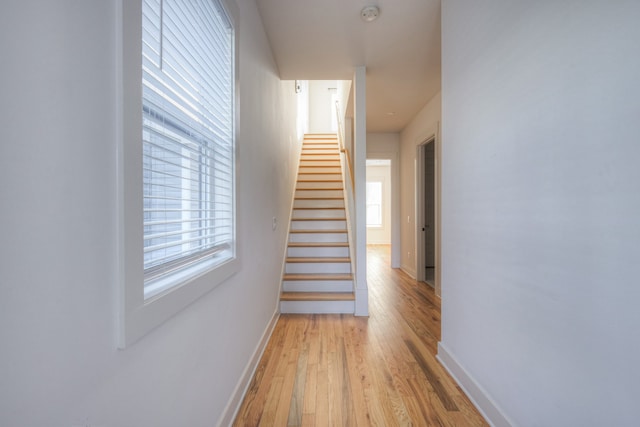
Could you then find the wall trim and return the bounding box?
[400,265,416,279]
[217,309,280,427]
[437,342,514,427]
[354,286,369,317]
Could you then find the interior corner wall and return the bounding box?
[399,93,441,279]
[440,1,640,426]
[0,1,301,426]
[308,80,337,133]
[337,79,352,121]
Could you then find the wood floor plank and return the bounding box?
[272,320,302,425]
[287,340,309,426]
[315,318,329,427]
[341,318,373,426]
[233,245,488,426]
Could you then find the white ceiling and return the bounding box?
[255,0,441,133]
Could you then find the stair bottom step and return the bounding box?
[280,291,355,301]
[282,280,353,293]
[280,298,354,314]
[283,273,352,281]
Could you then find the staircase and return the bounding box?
[280,134,355,314]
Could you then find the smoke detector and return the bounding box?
[361,5,380,22]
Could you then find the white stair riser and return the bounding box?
[296,181,343,190]
[299,167,341,174]
[301,150,338,155]
[294,199,344,209]
[295,190,343,198]
[289,233,348,243]
[297,173,342,181]
[292,209,345,219]
[287,246,349,257]
[280,300,354,314]
[300,160,340,166]
[300,156,340,161]
[282,280,353,292]
[291,220,347,230]
[299,164,341,170]
[300,156,340,163]
[285,262,351,274]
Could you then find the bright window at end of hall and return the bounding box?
[366,181,382,227]
[142,0,235,299]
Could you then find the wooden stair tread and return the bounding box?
[280,292,354,302]
[289,229,346,233]
[293,206,345,210]
[297,179,342,182]
[288,242,349,247]
[299,162,340,165]
[297,172,342,175]
[296,190,343,193]
[286,257,350,263]
[283,273,353,281]
[296,188,344,191]
[294,196,344,200]
[291,217,346,221]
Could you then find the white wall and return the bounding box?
[0,1,301,426]
[440,1,640,426]
[399,93,441,279]
[308,80,337,133]
[366,163,391,245]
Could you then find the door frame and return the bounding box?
[415,135,441,296]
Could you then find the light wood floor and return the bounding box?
[233,245,487,426]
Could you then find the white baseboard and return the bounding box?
[216,309,280,427]
[400,265,416,279]
[354,286,369,316]
[437,342,514,427]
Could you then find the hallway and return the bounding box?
[233,245,487,426]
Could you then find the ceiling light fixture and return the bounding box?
[361,5,380,22]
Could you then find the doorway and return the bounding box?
[366,153,400,268]
[366,159,391,245]
[415,137,440,294]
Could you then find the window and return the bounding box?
[142,0,235,298]
[119,0,239,347]
[366,181,382,227]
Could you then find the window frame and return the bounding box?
[117,0,240,348]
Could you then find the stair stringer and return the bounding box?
[339,147,358,310]
[277,134,306,304]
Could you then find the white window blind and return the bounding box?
[142,0,235,298]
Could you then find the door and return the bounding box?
[415,137,437,287]
[423,142,435,284]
